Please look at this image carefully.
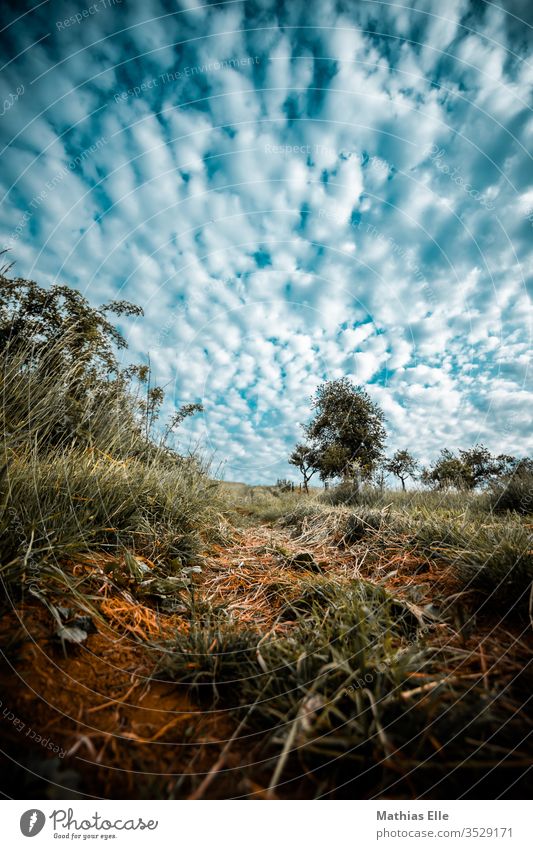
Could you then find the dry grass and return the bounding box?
[1,481,532,799]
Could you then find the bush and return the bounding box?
[0,265,218,592]
[490,471,533,515]
[320,481,360,506]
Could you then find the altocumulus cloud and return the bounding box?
[0,0,531,482]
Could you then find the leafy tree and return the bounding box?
[0,267,143,376]
[421,445,515,490]
[0,262,201,454]
[288,443,320,492]
[385,449,419,490]
[303,378,387,482]
[316,443,352,482]
[421,449,471,490]
[458,445,503,488]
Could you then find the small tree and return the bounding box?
[458,445,506,488]
[0,262,202,456]
[421,445,509,490]
[384,449,418,491]
[421,449,469,489]
[289,443,319,493]
[304,378,387,482]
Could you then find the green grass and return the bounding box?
[2,448,220,568]
[279,495,532,614]
[410,512,533,612]
[157,570,530,798]
[221,482,317,524]
[157,576,431,727]
[0,331,223,600]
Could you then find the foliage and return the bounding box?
[0,264,201,455]
[421,444,520,491]
[224,485,307,524]
[384,449,418,490]
[288,443,320,491]
[284,495,533,614]
[293,378,387,483]
[0,262,142,374]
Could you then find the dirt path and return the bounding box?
[1,519,530,799]
[0,522,323,797]
[0,521,372,797]
[200,517,462,632]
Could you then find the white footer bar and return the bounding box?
[4,800,530,848]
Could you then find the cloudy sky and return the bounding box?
[0,0,531,483]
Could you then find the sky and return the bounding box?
[0,0,531,483]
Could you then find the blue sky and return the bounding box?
[0,0,531,483]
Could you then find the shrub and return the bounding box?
[320,480,360,506]
[0,265,217,593]
[490,470,533,515]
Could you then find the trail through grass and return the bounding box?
[2,490,531,799]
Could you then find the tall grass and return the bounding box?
[0,331,220,595]
[2,448,218,565]
[281,497,532,613]
[490,470,533,515]
[411,512,533,612]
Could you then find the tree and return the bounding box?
[458,445,503,488]
[303,378,387,482]
[421,449,470,489]
[0,262,202,455]
[421,445,512,490]
[289,443,320,493]
[385,449,418,490]
[0,265,143,376]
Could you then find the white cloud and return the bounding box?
[1,0,531,481]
